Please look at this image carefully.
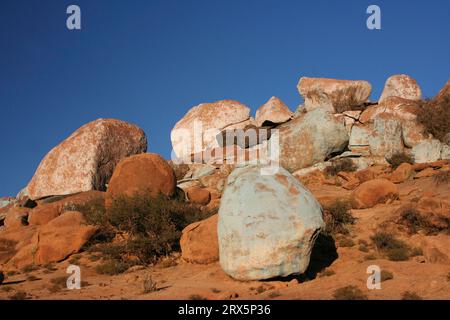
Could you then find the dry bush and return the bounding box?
[417,96,450,143]
[370,231,410,261]
[433,170,450,185]
[386,152,414,169]
[333,285,368,300]
[401,291,423,300]
[189,294,208,300]
[323,200,355,235]
[142,274,158,294]
[338,238,355,248]
[399,206,449,235]
[380,270,394,282]
[324,158,357,177]
[79,192,212,274]
[8,290,28,300]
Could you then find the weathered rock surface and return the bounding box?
[297,77,371,113]
[379,74,422,103]
[368,114,404,157]
[106,153,176,202]
[274,108,349,172]
[255,97,293,127]
[218,165,324,280]
[171,100,251,160]
[27,119,147,200]
[351,178,399,209]
[0,211,97,268]
[412,139,443,163]
[186,187,211,205]
[180,214,219,264]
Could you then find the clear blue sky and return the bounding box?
[1,0,449,196]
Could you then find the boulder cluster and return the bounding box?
[0,74,449,282]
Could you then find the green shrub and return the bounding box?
[80,192,212,272]
[323,200,355,235]
[333,285,368,300]
[370,232,410,261]
[324,158,357,177]
[386,152,414,169]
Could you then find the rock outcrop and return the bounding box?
[379,74,422,103]
[218,165,324,280]
[180,214,219,264]
[274,108,349,172]
[171,100,251,160]
[255,97,293,127]
[297,77,371,113]
[27,119,147,200]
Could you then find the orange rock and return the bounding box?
[4,207,29,230]
[351,178,399,209]
[180,214,219,264]
[255,96,293,127]
[354,166,383,183]
[28,191,106,226]
[1,211,97,268]
[389,163,414,183]
[106,153,176,204]
[186,187,211,206]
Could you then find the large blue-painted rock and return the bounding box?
[218,165,324,280]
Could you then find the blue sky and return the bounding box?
[0,0,449,196]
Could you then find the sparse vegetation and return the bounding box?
[323,200,355,235]
[95,260,132,275]
[318,269,336,277]
[8,290,29,300]
[1,286,13,292]
[268,291,281,298]
[380,270,394,282]
[417,96,450,143]
[333,285,368,300]
[211,288,221,293]
[386,152,414,169]
[399,206,449,235]
[364,254,377,261]
[324,158,357,177]
[21,264,39,273]
[370,231,410,261]
[142,274,158,294]
[338,238,355,248]
[76,192,212,274]
[433,170,450,185]
[402,291,423,300]
[189,294,208,300]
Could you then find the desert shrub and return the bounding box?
[268,291,281,299]
[364,254,377,261]
[380,270,394,282]
[338,238,355,248]
[401,291,423,300]
[324,158,357,177]
[386,152,414,169]
[95,260,132,275]
[323,200,355,235]
[433,170,450,185]
[333,285,368,300]
[399,207,428,234]
[318,269,336,277]
[358,244,369,252]
[142,274,157,294]
[399,206,449,235]
[8,290,28,300]
[189,294,208,300]
[170,162,190,181]
[417,96,450,143]
[370,231,410,261]
[331,86,366,113]
[82,192,212,272]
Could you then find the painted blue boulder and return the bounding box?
[218,165,324,281]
